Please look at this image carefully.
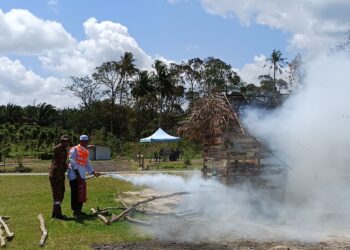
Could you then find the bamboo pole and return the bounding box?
[0,227,5,248]
[125,216,152,226]
[90,208,111,225]
[0,216,14,240]
[38,214,48,247]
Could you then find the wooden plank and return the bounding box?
[206,145,225,150]
[226,155,253,160]
[227,148,260,154]
[229,147,260,153]
[230,142,260,147]
[260,164,283,168]
[210,137,223,144]
[227,138,258,144]
[227,143,254,148]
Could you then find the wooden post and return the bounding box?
[141,155,144,170]
[138,154,141,167]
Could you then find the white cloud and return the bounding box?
[39,17,154,76]
[200,0,350,55]
[185,44,200,51]
[236,54,289,85]
[0,56,77,107]
[0,9,159,107]
[47,0,58,6]
[47,0,59,12]
[0,9,75,55]
[0,10,154,76]
[168,0,189,4]
[235,54,267,85]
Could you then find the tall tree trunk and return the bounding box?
[273,64,277,95]
[159,94,163,128]
[110,97,115,134]
[191,81,194,104]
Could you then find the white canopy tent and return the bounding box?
[140,128,181,143]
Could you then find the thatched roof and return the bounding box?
[178,94,244,143]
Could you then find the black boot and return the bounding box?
[52,204,67,220]
[73,210,83,219]
[51,205,56,218]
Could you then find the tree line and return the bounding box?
[0,50,302,158]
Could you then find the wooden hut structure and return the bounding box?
[178,93,288,201]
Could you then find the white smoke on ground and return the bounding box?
[242,52,350,236]
[109,53,350,242]
[111,172,343,242]
[111,173,287,240]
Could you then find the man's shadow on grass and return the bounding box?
[63,214,97,224]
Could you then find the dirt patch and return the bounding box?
[92,239,349,250]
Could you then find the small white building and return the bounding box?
[88,144,111,160]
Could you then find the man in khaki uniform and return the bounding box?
[49,135,70,219]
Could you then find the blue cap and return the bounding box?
[79,135,89,141]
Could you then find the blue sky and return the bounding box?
[0,0,348,107]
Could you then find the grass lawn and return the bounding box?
[0,158,51,173]
[0,176,147,249]
[1,158,203,173]
[0,158,137,173]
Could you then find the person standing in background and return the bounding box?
[49,135,70,220]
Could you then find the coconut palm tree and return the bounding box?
[118,52,138,105]
[265,49,287,95]
[93,52,137,134]
[152,60,174,126]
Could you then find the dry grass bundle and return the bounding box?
[178,94,244,142]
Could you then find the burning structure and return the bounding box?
[178,93,288,201]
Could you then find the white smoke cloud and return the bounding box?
[242,52,350,236]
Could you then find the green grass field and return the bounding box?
[0,157,203,173]
[0,176,147,249]
[0,158,136,173]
